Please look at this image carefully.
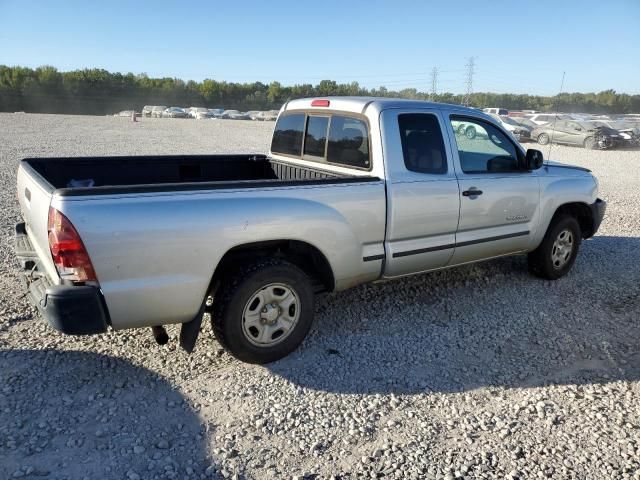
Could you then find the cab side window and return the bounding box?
[398,113,447,174]
[450,116,520,173]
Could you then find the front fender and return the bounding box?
[533,175,598,248]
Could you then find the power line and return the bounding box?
[462,57,475,106]
[430,67,438,100]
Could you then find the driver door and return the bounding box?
[446,114,541,265]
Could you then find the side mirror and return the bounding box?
[525,149,544,170]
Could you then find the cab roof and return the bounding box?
[283,96,483,116]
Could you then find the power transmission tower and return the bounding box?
[430,67,438,101]
[462,57,475,106]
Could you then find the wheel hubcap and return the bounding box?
[242,283,300,347]
[551,229,574,269]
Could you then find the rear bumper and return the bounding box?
[15,222,109,335]
[588,198,606,237]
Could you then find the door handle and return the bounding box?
[462,188,483,197]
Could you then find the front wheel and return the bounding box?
[528,214,581,280]
[537,133,550,145]
[584,136,597,150]
[211,258,315,363]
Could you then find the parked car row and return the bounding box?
[139,105,279,121]
[479,107,640,149]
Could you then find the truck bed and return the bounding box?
[22,154,373,196]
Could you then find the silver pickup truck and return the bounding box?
[15,97,606,363]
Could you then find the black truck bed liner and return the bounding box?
[23,154,379,196]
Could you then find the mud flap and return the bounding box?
[179,303,206,353]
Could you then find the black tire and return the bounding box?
[465,126,476,139]
[537,133,550,145]
[211,258,315,364]
[584,136,596,150]
[528,214,581,280]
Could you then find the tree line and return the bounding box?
[1,65,639,115]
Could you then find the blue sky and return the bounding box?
[1,0,638,95]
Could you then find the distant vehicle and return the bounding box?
[246,111,262,121]
[589,120,640,147]
[488,114,533,142]
[525,113,572,125]
[151,106,167,118]
[206,108,224,118]
[451,119,481,139]
[222,110,250,120]
[510,117,538,129]
[260,110,279,121]
[142,106,155,117]
[190,108,210,119]
[162,107,187,118]
[113,110,140,118]
[483,107,509,116]
[532,119,624,149]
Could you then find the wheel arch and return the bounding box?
[550,202,596,239]
[210,240,335,297]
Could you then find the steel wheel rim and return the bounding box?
[242,283,300,347]
[551,229,574,269]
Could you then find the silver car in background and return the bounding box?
[222,110,250,120]
[162,107,187,118]
[532,119,624,149]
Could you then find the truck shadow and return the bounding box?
[0,349,213,479]
[269,235,640,395]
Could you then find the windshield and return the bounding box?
[499,115,520,126]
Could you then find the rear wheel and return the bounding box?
[528,214,581,280]
[211,258,315,364]
[537,133,550,145]
[465,126,477,139]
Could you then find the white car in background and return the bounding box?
[259,110,279,121]
[488,114,533,142]
[151,106,167,118]
[142,105,155,117]
[191,108,210,119]
[482,107,509,116]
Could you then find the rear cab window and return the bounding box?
[398,113,448,174]
[271,112,371,170]
[271,113,305,156]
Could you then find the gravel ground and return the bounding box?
[1,113,639,480]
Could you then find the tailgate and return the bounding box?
[16,161,59,284]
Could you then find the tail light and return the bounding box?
[47,207,98,283]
